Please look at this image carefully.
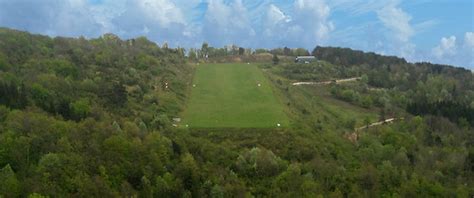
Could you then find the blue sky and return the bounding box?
[0,0,473,68]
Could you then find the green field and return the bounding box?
[182,63,289,128]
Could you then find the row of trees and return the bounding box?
[187,43,310,61]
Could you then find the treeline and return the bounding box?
[255,47,310,56]
[312,46,407,67]
[187,43,310,61]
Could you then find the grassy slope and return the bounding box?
[182,63,290,128]
[297,85,378,128]
[263,69,378,132]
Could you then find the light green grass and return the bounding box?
[182,63,290,128]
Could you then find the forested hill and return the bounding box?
[0,28,195,196]
[312,46,474,126]
[313,46,472,76]
[0,28,473,197]
[313,46,473,87]
[0,27,191,120]
[313,46,408,66]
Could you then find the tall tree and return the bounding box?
[201,42,209,58]
[238,47,245,56]
[0,164,20,197]
[272,54,280,65]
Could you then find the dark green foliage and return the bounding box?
[313,46,407,66]
[0,79,28,109]
[0,53,9,71]
[51,60,78,79]
[271,47,309,56]
[100,82,127,107]
[407,101,474,126]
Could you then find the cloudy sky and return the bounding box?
[0,0,473,68]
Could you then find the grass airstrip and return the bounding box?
[182,63,289,128]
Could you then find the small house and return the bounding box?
[295,56,317,63]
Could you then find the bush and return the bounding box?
[234,147,287,178]
[341,89,359,102]
[71,99,91,121]
[360,96,373,108]
[0,164,20,197]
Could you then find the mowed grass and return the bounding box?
[182,63,289,128]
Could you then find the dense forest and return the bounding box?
[0,28,473,197]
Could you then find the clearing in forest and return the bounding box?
[182,63,289,128]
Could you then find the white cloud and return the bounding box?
[0,0,335,48]
[260,0,334,48]
[263,4,289,40]
[67,0,86,7]
[465,32,474,48]
[112,0,186,29]
[51,1,102,36]
[201,0,255,46]
[89,1,123,34]
[266,4,291,26]
[0,0,103,37]
[427,32,474,69]
[293,0,334,41]
[295,0,331,19]
[372,0,430,63]
[464,32,474,68]
[329,0,390,15]
[0,0,188,40]
[376,1,414,43]
[432,36,457,58]
[413,19,438,34]
[136,0,185,27]
[429,33,473,68]
[205,0,232,27]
